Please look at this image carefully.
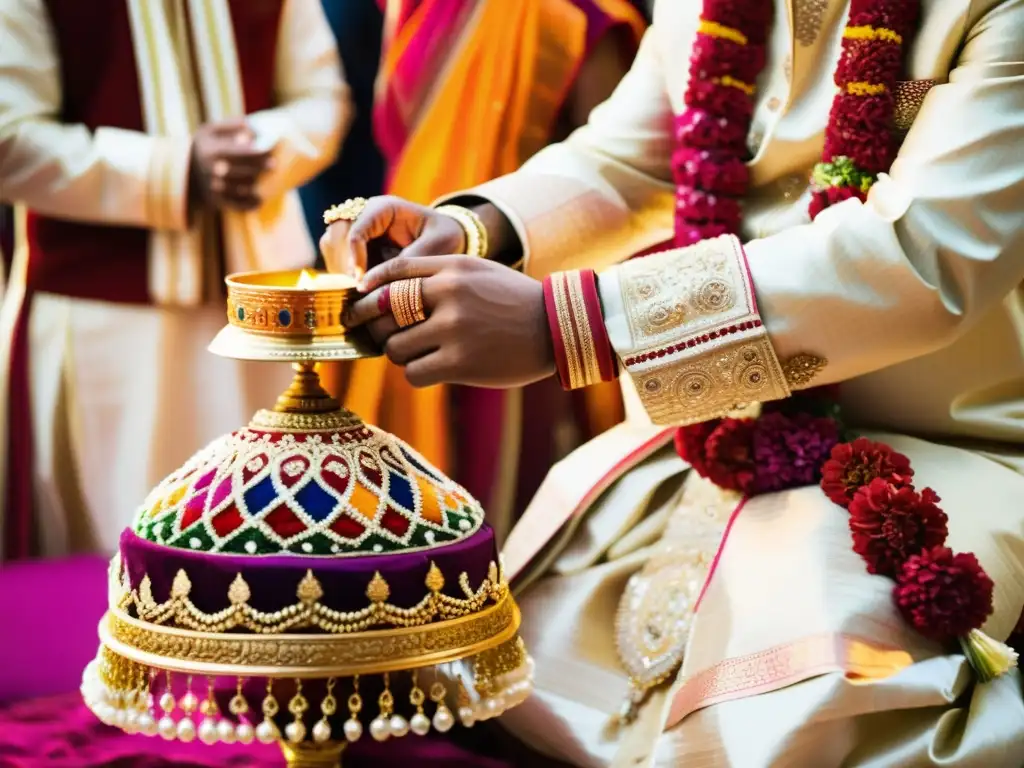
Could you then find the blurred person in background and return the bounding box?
[324,0,647,543]
[0,0,349,561]
[300,0,387,259]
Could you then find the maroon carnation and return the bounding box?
[684,79,755,121]
[820,437,914,508]
[752,411,840,493]
[848,6,920,40]
[671,147,750,195]
[834,40,902,88]
[701,1,773,41]
[824,94,896,172]
[675,110,748,153]
[809,185,866,219]
[894,546,994,641]
[704,418,759,493]
[673,420,721,478]
[691,36,767,83]
[848,479,948,576]
[675,187,743,228]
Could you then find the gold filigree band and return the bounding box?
[102,595,521,679]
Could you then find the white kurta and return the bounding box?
[441,0,1024,765]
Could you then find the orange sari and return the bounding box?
[324,0,645,539]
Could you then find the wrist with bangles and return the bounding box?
[543,269,618,391]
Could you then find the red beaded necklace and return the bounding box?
[672,0,920,246]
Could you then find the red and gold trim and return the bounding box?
[543,270,616,391]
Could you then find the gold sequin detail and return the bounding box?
[793,0,828,47]
[893,80,937,133]
[782,354,828,388]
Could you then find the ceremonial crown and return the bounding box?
[82,270,533,767]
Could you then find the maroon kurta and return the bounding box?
[5,0,286,559]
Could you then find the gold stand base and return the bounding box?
[280,741,347,768]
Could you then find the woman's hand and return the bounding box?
[343,255,554,389]
[319,195,466,279]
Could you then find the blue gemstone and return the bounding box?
[243,476,277,515]
[388,472,415,512]
[294,480,337,522]
[278,308,292,327]
[236,306,245,321]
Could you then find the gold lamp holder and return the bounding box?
[274,362,340,414]
[207,270,373,767]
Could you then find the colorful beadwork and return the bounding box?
[133,424,483,557]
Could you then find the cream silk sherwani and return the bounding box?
[439,0,1024,765]
[0,0,349,557]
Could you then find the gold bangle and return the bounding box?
[323,197,368,226]
[435,205,488,259]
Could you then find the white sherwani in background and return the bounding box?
[0,0,351,558]
[439,0,1024,765]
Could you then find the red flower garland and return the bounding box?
[895,546,994,641]
[821,440,994,643]
[848,479,947,577]
[669,0,1012,680]
[820,437,914,508]
[673,0,921,242]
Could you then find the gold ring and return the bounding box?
[323,197,368,226]
[390,278,426,328]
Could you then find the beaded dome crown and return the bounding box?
[133,411,483,558]
[82,270,533,768]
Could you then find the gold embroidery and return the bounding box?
[782,353,827,388]
[102,596,521,677]
[614,477,742,721]
[616,236,793,425]
[631,336,791,426]
[617,236,749,350]
[793,0,827,47]
[894,80,937,133]
[116,558,508,636]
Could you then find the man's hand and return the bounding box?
[319,195,466,280]
[190,118,274,212]
[343,255,554,389]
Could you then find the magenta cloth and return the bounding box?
[0,692,519,768]
[0,556,108,704]
[120,525,496,614]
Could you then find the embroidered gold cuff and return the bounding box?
[609,235,793,425]
[147,136,191,231]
